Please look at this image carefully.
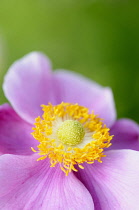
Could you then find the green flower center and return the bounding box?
[57,120,85,146]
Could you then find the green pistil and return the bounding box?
[57,120,85,146]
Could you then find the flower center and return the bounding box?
[57,120,85,146]
[31,102,113,175]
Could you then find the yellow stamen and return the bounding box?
[31,102,113,175]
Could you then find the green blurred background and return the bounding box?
[0,0,139,122]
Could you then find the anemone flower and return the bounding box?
[0,52,139,210]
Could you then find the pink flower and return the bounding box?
[0,52,139,209]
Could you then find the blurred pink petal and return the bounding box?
[110,119,139,150]
[3,52,116,127]
[54,70,116,127]
[0,103,37,155]
[77,150,139,210]
[0,154,94,210]
[3,52,55,124]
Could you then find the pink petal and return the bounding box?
[110,119,139,150]
[0,154,94,210]
[54,70,116,127]
[0,103,37,155]
[3,52,55,124]
[3,52,116,128]
[76,150,139,210]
